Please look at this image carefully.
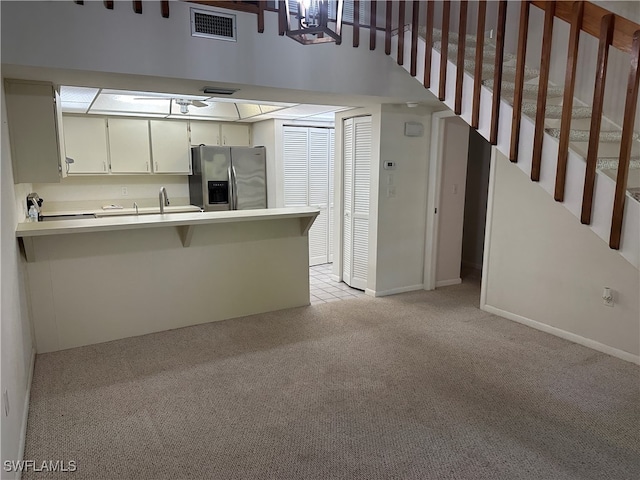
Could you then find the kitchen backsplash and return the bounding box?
[32,175,190,214]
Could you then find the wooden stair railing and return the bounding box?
[71,0,640,252]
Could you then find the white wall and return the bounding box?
[1,80,35,479]
[251,120,278,208]
[483,149,640,360]
[32,175,190,213]
[436,116,469,285]
[462,128,491,270]
[0,1,431,102]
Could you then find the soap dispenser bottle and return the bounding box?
[28,205,39,222]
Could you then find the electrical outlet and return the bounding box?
[121,186,128,196]
[387,186,396,198]
[3,389,9,417]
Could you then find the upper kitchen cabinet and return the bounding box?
[190,121,221,146]
[189,121,251,147]
[221,123,251,146]
[150,120,191,174]
[108,118,151,174]
[63,116,109,174]
[4,79,63,183]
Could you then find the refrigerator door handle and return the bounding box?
[227,165,234,210]
[231,165,239,210]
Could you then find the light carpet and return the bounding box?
[23,282,640,479]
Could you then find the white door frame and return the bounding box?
[423,110,457,291]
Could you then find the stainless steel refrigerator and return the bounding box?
[189,146,267,211]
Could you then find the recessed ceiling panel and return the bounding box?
[91,93,171,115]
[60,86,99,103]
[170,101,239,119]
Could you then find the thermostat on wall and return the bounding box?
[383,161,396,170]
[404,122,424,137]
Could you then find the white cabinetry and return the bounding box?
[221,123,251,146]
[189,121,220,146]
[4,79,63,183]
[63,116,109,174]
[108,118,151,174]
[190,121,251,147]
[150,120,191,174]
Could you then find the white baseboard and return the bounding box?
[330,274,341,283]
[17,347,36,480]
[436,278,462,288]
[482,304,640,365]
[364,288,376,297]
[368,284,425,298]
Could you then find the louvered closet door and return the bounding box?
[328,129,335,264]
[282,126,333,267]
[308,128,330,266]
[343,116,371,290]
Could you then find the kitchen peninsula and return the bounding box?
[17,207,319,353]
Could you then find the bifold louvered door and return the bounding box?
[283,126,334,266]
[342,116,371,290]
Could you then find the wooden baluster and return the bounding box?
[424,0,434,88]
[354,0,360,48]
[410,1,420,76]
[454,1,468,114]
[438,1,451,100]
[74,1,84,4]
[489,1,507,145]
[610,30,640,249]
[531,1,556,181]
[509,1,530,162]
[385,1,393,55]
[471,0,486,129]
[103,1,114,9]
[398,0,406,65]
[133,1,142,14]
[370,0,377,51]
[581,14,615,225]
[257,0,265,33]
[555,1,584,199]
[279,0,286,36]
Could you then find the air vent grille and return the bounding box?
[190,8,236,42]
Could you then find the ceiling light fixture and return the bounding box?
[284,0,344,45]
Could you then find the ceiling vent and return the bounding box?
[190,8,236,42]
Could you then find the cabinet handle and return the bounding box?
[223,136,227,145]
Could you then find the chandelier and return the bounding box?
[284,0,344,45]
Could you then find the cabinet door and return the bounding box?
[221,123,251,146]
[4,80,61,183]
[63,116,109,174]
[190,121,220,146]
[108,118,151,174]
[150,120,191,174]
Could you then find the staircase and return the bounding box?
[386,1,640,269]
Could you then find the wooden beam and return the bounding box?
[370,0,377,51]
[257,0,266,33]
[133,1,142,14]
[353,0,360,47]
[531,1,556,181]
[438,0,451,101]
[509,0,530,162]
[555,1,584,200]
[410,0,420,76]
[398,0,406,65]
[385,0,393,55]
[610,29,640,249]
[278,0,286,36]
[454,1,468,115]
[423,0,434,88]
[581,14,615,225]
[489,1,507,145]
[531,0,639,54]
[471,0,486,129]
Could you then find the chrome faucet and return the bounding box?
[159,187,170,214]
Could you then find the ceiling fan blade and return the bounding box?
[133,97,173,101]
[192,100,208,108]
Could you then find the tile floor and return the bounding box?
[309,263,365,305]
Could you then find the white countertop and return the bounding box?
[16,207,320,238]
[40,205,202,217]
